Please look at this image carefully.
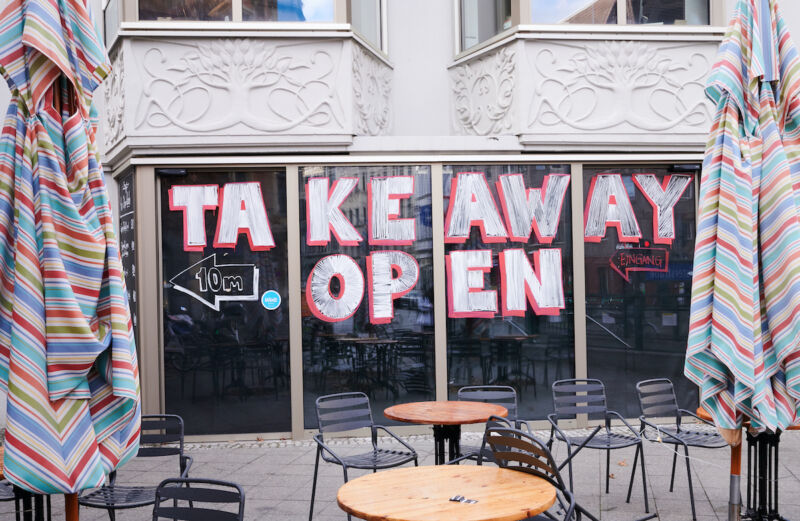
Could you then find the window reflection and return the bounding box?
[243,0,334,22]
[443,165,574,420]
[139,0,233,20]
[629,0,709,25]
[352,0,381,48]
[531,0,617,24]
[299,166,435,429]
[584,165,698,418]
[161,170,291,435]
[461,0,512,50]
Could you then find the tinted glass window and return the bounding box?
[299,166,435,429]
[583,165,698,416]
[629,0,709,24]
[531,0,616,24]
[443,164,574,420]
[461,0,512,50]
[139,0,232,20]
[161,170,290,434]
[243,0,334,21]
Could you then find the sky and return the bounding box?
[301,0,335,22]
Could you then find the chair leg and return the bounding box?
[566,442,574,491]
[308,447,321,521]
[669,449,678,492]
[626,444,639,504]
[107,508,115,521]
[342,466,351,521]
[683,445,697,521]
[605,449,611,494]
[639,441,650,513]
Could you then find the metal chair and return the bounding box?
[484,426,597,521]
[151,478,244,521]
[0,480,20,521]
[457,385,524,462]
[446,414,518,465]
[79,414,193,521]
[547,379,650,513]
[309,392,418,521]
[631,379,727,521]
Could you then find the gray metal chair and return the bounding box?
[484,426,596,521]
[79,414,193,521]
[0,480,20,521]
[309,392,418,521]
[630,378,727,521]
[547,379,650,514]
[457,385,524,462]
[152,478,244,521]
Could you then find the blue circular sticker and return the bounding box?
[261,290,281,310]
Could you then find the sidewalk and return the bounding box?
[9,426,800,520]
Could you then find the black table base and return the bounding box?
[432,424,461,465]
[13,487,52,521]
[743,430,788,521]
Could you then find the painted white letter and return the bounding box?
[169,184,218,251]
[499,248,564,316]
[632,174,692,245]
[584,174,641,242]
[305,254,364,322]
[213,182,275,250]
[368,176,416,245]
[446,249,497,318]
[306,177,363,246]
[444,172,508,243]
[368,251,419,324]
[497,174,570,243]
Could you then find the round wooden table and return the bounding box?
[384,401,507,465]
[337,465,556,521]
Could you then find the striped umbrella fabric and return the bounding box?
[0,0,140,493]
[686,0,800,434]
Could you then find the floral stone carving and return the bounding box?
[134,39,346,133]
[352,45,391,135]
[104,47,125,149]
[528,40,711,133]
[451,46,515,136]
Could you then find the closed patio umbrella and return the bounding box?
[686,0,800,518]
[0,0,140,509]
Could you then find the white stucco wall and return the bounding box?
[387,0,454,136]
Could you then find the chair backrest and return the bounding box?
[458,385,518,420]
[484,427,566,491]
[316,392,373,434]
[152,478,244,521]
[138,414,185,458]
[635,378,679,421]
[551,379,608,420]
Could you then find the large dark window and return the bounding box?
[161,170,290,434]
[584,165,698,417]
[443,164,574,420]
[300,166,435,428]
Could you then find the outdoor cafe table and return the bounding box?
[384,401,507,465]
[337,465,556,521]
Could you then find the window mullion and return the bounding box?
[617,0,627,24]
[232,0,243,22]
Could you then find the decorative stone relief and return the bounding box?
[527,40,711,133]
[134,39,346,133]
[352,44,391,135]
[104,47,125,150]
[451,47,515,136]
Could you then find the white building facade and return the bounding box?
[3,0,798,438]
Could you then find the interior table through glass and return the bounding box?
[384,401,507,465]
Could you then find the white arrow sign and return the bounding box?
[169,254,260,311]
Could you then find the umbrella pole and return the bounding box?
[729,441,741,521]
[65,493,78,521]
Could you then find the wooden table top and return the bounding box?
[384,401,507,426]
[338,465,555,521]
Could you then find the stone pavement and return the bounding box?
[4,425,800,520]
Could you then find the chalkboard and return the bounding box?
[117,169,138,344]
